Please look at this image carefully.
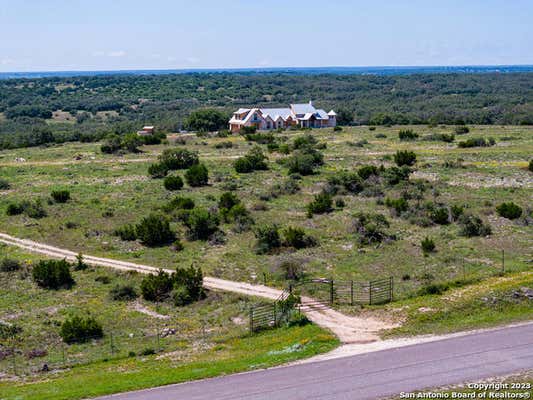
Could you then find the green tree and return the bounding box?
[185,109,228,132]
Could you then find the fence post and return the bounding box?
[273,302,277,326]
[350,280,354,306]
[330,279,334,305]
[249,306,254,333]
[110,332,114,355]
[156,325,161,353]
[501,250,505,274]
[11,346,17,376]
[390,276,394,302]
[369,280,373,305]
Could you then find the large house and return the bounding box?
[229,101,336,133]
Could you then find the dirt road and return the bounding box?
[0,232,394,343]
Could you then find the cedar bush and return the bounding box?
[234,146,268,173]
[454,125,470,134]
[159,148,199,170]
[163,175,184,191]
[163,196,195,212]
[282,226,317,249]
[135,214,175,246]
[254,224,281,254]
[51,189,70,203]
[141,269,174,302]
[421,237,436,254]
[60,315,103,344]
[307,192,333,217]
[185,163,209,186]
[172,265,205,306]
[184,208,220,240]
[148,162,169,178]
[32,259,74,289]
[457,137,495,148]
[114,224,137,241]
[0,258,21,272]
[398,129,418,140]
[496,202,522,220]
[394,150,417,166]
[352,213,393,244]
[0,179,10,190]
[458,214,492,237]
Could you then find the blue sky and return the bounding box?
[0,0,531,71]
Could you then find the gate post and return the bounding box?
[330,279,334,305]
[350,280,354,306]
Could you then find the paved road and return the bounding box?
[99,322,533,400]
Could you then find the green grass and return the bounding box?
[382,271,533,337]
[0,324,338,400]
[0,125,530,292]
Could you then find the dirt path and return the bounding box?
[0,232,394,343]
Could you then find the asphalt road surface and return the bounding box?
[99,322,533,400]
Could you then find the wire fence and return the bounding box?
[0,321,249,377]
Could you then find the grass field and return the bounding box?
[0,125,530,293]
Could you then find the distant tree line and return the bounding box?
[0,72,532,150]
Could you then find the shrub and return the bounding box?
[0,258,21,272]
[185,208,220,240]
[458,214,492,237]
[286,147,324,176]
[74,253,88,271]
[0,179,10,190]
[430,207,450,225]
[163,175,184,191]
[60,315,103,344]
[352,213,393,244]
[159,148,199,170]
[254,224,281,254]
[457,137,495,148]
[394,150,417,166]
[418,283,449,296]
[6,202,23,215]
[0,322,22,340]
[335,198,345,208]
[244,132,275,144]
[32,259,74,289]
[114,224,137,241]
[218,192,241,221]
[454,125,470,134]
[173,265,205,306]
[292,134,317,149]
[101,134,122,154]
[141,269,174,302]
[529,159,533,172]
[214,141,233,149]
[385,197,408,214]
[234,146,268,173]
[110,284,138,301]
[135,214,175,246]
[282,227,317,249]
[95,275,111,284]
[357,165,379,180]
[333,126,342,132]
[421,237,436,254]
[164,196,195,212]
[148,162,169,178]
[307,192,333,217]
[398,129,418,140]
[496,202,522,220]
[140,347,156,356]
[426,133,455,143]
[185,163,209,187]
[327,172,364,194]
[383,166,411,185]
[51,189,70,203]
[24,199,47,219]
